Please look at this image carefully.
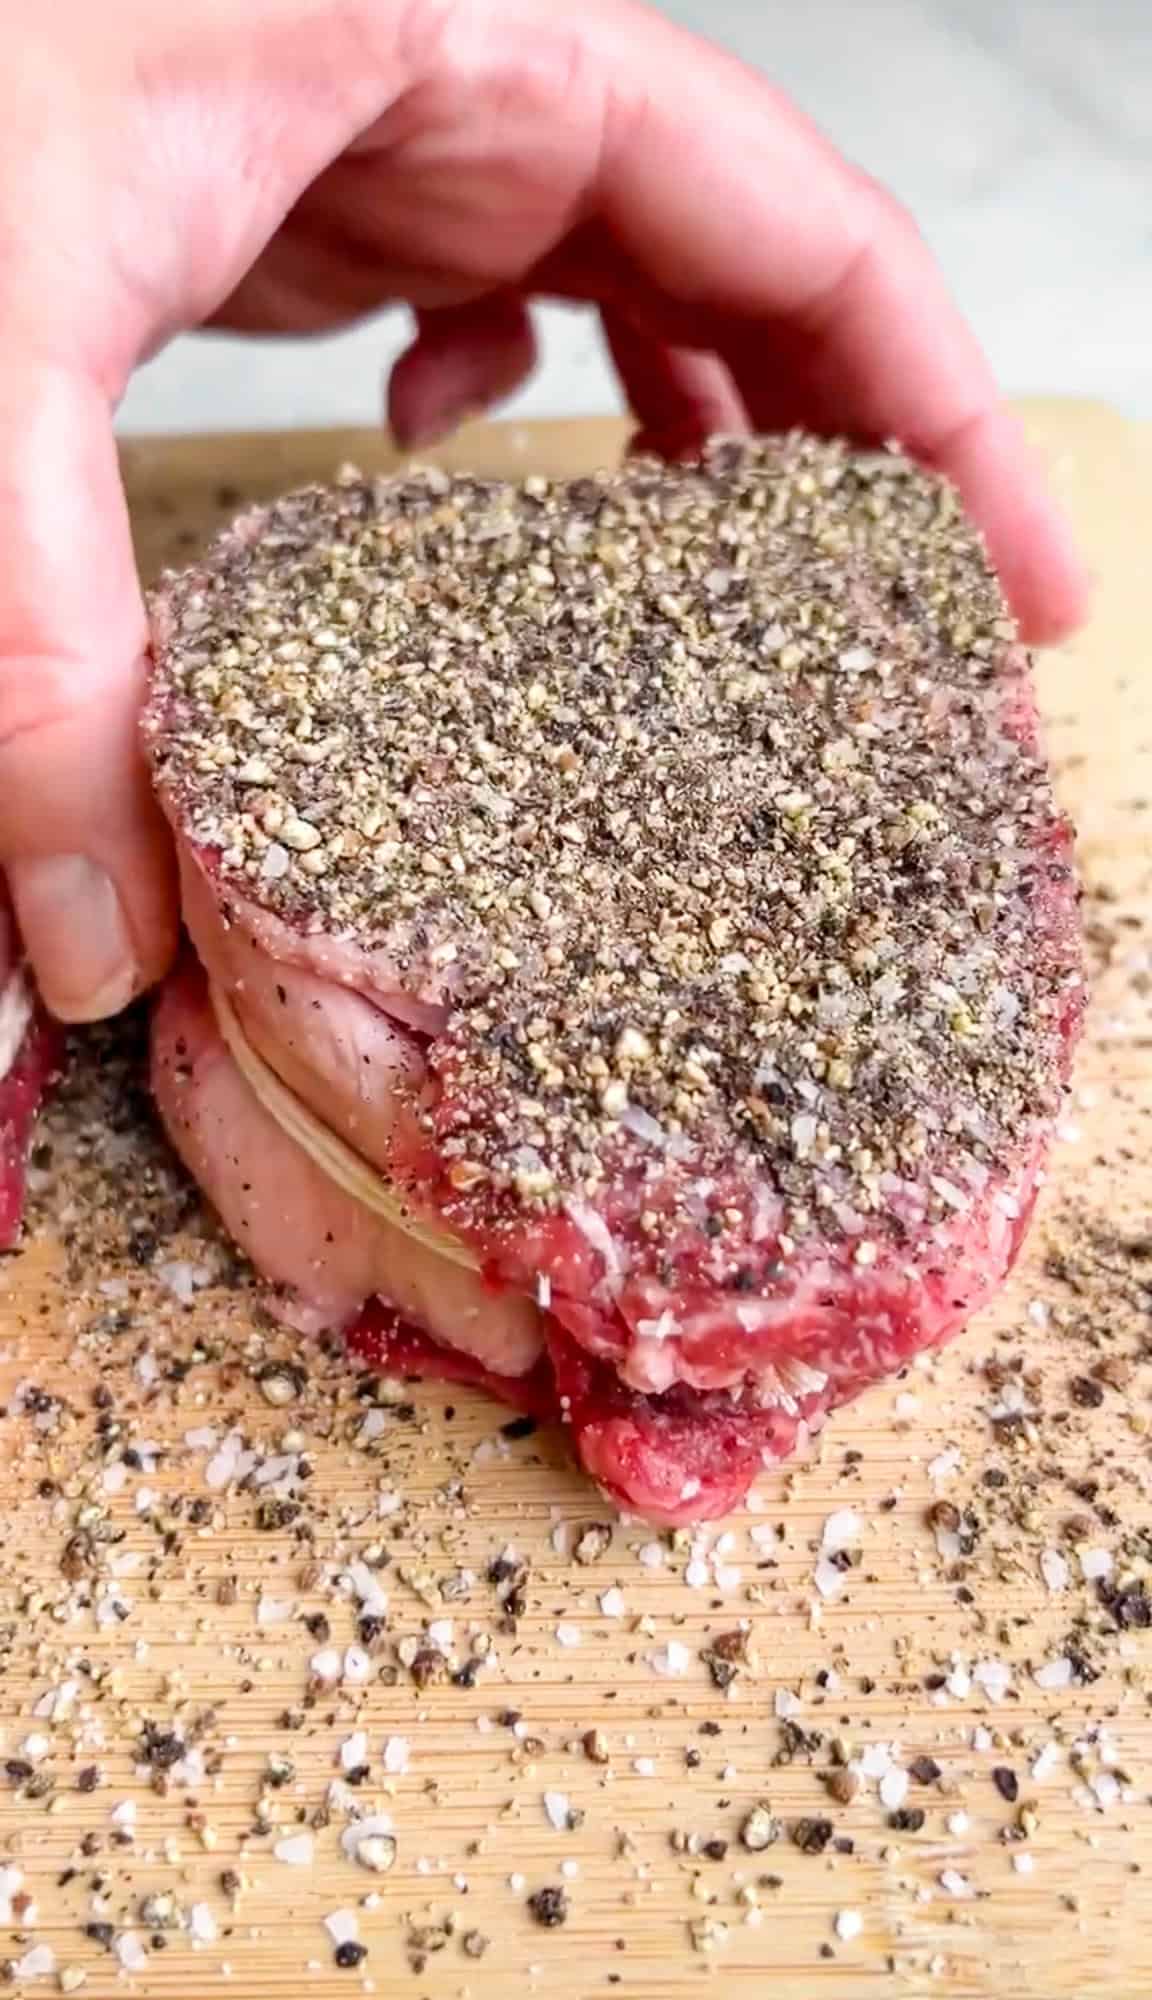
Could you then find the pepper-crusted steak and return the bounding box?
[145,437,1084,1521]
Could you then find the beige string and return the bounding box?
[208,982,479,1273]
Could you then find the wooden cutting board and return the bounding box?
[0,401,1147,2000]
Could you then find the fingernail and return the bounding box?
[7,854,140,1023]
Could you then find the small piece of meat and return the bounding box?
[0,891,58,1248]
[145,437,1085,1521]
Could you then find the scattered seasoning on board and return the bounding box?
[0,446,1143,1986]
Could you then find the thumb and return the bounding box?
[0,358,177,1021]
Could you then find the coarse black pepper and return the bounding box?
[148,439,1081,1257]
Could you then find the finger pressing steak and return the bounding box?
[0,891,59,1246]
[145,438,1084,1522]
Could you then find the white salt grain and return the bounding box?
[821,1509,861,1550]
[554,1624,582,1648]
[115,1936,149,1973]
[383,1736,410,1776]
[1031,1743,1062,1783]
[835,1910,863,1943]
[543,1791,571,1831]
[1040,1549,1069,1594]
[323,1910,360,1948]
[1033,1657,1074,1691]
[1079,1548,1113,1581]
[879,1769,909,1811]
[648,1640,691,1678]
[340,1732,369,1774]
[190,1903,218,1943]
[274,1835,315,1866]
[599,1588,626,1620]
[939,1869,973,1898]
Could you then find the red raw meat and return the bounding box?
[146,438,1085,1522]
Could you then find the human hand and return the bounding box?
[0,0,1088,1023]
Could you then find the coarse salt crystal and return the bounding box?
[1033,1657,1073,1691]
[1013,1852,1035,1875]
[637,1542,665,1571]
[274,1834,314,1866]
[685,1559,711,1590]
[256,1597,293,1627]
[972,1659,1013,1703]
[33,1681,77,1722]
[1031,1743,1062,1782]
[383,1736,410,1776]
[1079,1548,1113,1581]
[774,1689,800,1719]
[821,1509,860,1550]
[343,1645,372,1684]
[939,1869,972,1898]
[858,1744,895,1780]
[813,1555,847,1602]
[599,1588,626,1619]
[543,1791,571,1831]
[110,1800,137,1830]
[1040,1549,1069,1594]
[116,1935,149,1973]
[928,1449,962,1483]
[340,1732,369,1774]
[13,1944,54,1980]
[103,1463,128,1495]
[427,1618,454,1652]
[310,1648,342,1684]
[323,1910,360,1948]
[340,1815,393,1864]
[879,1768,909,1811]
[947,1811,970,1837]
[555,1624,582,1648]
[835,1910,863,1942]
[713,1564,742,1593]
[632,1757,656,1777]
[945,1664,972,1699]
[1091,1772,1120,1810]
[648,1640,692,1678]
[190,1903,218,1943]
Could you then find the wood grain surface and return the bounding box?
[0,401,1145,2000]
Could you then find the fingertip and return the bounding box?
[387,297,537,452]
[925,409,1091,649]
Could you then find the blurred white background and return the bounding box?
[117,0,1152,433]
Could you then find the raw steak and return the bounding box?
[0,890,59,1247]
[145,437,1084,1522]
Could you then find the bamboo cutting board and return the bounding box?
[0,401,1146,2000]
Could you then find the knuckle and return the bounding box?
[0,654,85,752]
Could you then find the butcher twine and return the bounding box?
[208,983,480,1274]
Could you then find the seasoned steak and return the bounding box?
[145,436,1084,1520]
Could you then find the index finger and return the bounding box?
[586,4,1087,644]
